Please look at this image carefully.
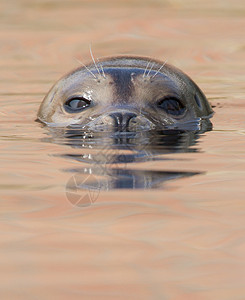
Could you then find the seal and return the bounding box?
[37,56,213,131]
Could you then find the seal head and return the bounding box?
[38,56,213,131]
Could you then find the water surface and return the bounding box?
[1,0,245,299]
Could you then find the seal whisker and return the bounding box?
[75,58,98,79]
[146,62,155,77]
[151,60,167,79]
[97,58,106,79]
[89,44,101,76]
[143,61,151,78]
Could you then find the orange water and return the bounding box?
[1,0,245,299]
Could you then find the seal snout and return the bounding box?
[87,109,154,132]
[109,112,137,131]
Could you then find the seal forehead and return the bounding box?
[96,67,179,106]
[92,56,163,71]
[103,68,134,104]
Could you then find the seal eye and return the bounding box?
[64,97,91,113]
[157,97,185,116]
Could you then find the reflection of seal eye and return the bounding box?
[157,97,186,116]
[64,97,91,113]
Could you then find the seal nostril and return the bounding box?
[109,112,137,130]
[110,113,123,127]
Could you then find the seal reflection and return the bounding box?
[41,118,212,193]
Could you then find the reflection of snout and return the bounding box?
[87,110,154,132]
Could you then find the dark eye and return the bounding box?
[64,97,91,113]
[157,97,185,116]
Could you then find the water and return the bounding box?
[1,0,245,299]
